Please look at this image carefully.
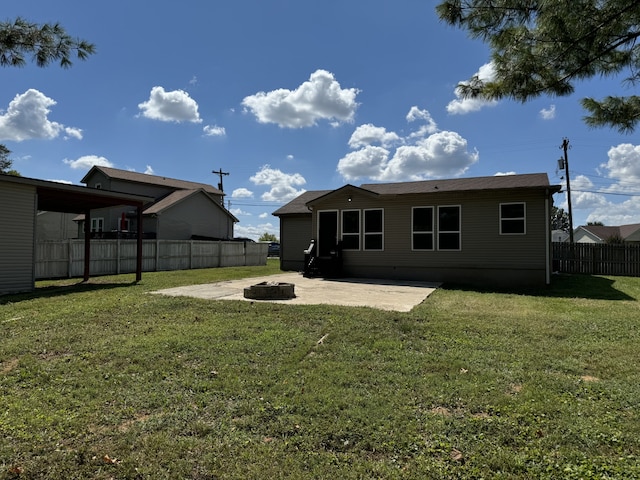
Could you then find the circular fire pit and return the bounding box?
[244,281,295,300]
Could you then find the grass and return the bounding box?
[1,261,640,479]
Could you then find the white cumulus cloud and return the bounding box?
[242,69,359,128]
[0,89,83,142]
[540,104,556,120]
[337,106,478,182]
[447,62,498,115]
[138,86,202,123]
[203,124,226,137]
[63,155,114,170]
[348,124,401,149]
[232,188,254,198]
[250,165,306,202]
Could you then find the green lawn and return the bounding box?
[1,261,640,479]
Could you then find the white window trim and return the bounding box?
[437,205,461,251]
[412,206,435,251]
[341,209,361,250]
[500,202,527,235]
[363,208,384,251]
[90,217,104,232]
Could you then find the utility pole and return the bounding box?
[212,168,229,207]
[560,138,574,243]
[212,168,229,193]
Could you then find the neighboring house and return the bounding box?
[78,166,238,240]
[1,173,152,295]
[273,173,561,287]
[551,229,570,243]
[573,223,640,244]
[36,211,79,240]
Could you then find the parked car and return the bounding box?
[267,242,280,257]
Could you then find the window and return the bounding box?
[412,207,434,250]
[500,203,526,234]
[364,209,383,250]
[90,218,104,232]
[438,206,460,250]
[341,209,360,250]
[94,182,102,189]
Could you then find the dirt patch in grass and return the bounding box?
[1,357,19,374]
[580,375,600,382]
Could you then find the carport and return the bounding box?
[0,174,153,293]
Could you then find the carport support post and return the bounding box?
[83,209,91,282]
[136,205,143,282]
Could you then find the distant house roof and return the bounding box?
[576,223,640,242]
[272,174,560,216]
[81,166,224,196]
[144,189,239,222]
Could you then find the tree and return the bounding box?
[0,145,19,176]
[436,0,640,132]
[259,232,278,242]
[0,18,95,176]
[551,206,570,231]
[0,17,95,68]
[587,221,605,226]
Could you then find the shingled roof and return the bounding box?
[273,174,560,216]
[361,173,558,195]
[82,166,224,196]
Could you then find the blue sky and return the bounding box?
[3,0,640,239]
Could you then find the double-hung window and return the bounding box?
[341,209,360,250]
[500,202,526,234]
[90,218,104,233]
[412,207,434,250]
[363,209,383,250]
[437,206,461,250]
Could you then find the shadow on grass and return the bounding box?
[0,280,138,304]
[443,274,636,301]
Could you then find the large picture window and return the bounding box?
[438,206,460,250]
[341,209,360,250]
[412,207,434,250]
[500,203,526,234]
[363,209,383,250]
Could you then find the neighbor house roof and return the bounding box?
[144,189,239,221]
[576,223,640,241]
[82,166,224,196]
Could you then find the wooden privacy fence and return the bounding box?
[35,239,268,279]
[553,243,640,277]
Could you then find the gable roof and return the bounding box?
[82,166,224,196]
[272,190,332,216]
[272,173,560,216]
[577,223,640,241]
[144,189,238,221]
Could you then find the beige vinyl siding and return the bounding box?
[310,188,550,286]
[280,214,313,271]
[0,183,36,294]
[158,193,232,240]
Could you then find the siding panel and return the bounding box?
[0,183,36,294]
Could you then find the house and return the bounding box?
[273,173,561,288]
[36,211,79,240]
[551,229,570,243]
[78,166,238,240]
[574,223,640,244]
[0,173,153,295]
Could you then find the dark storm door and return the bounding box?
[318,210,338,257]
